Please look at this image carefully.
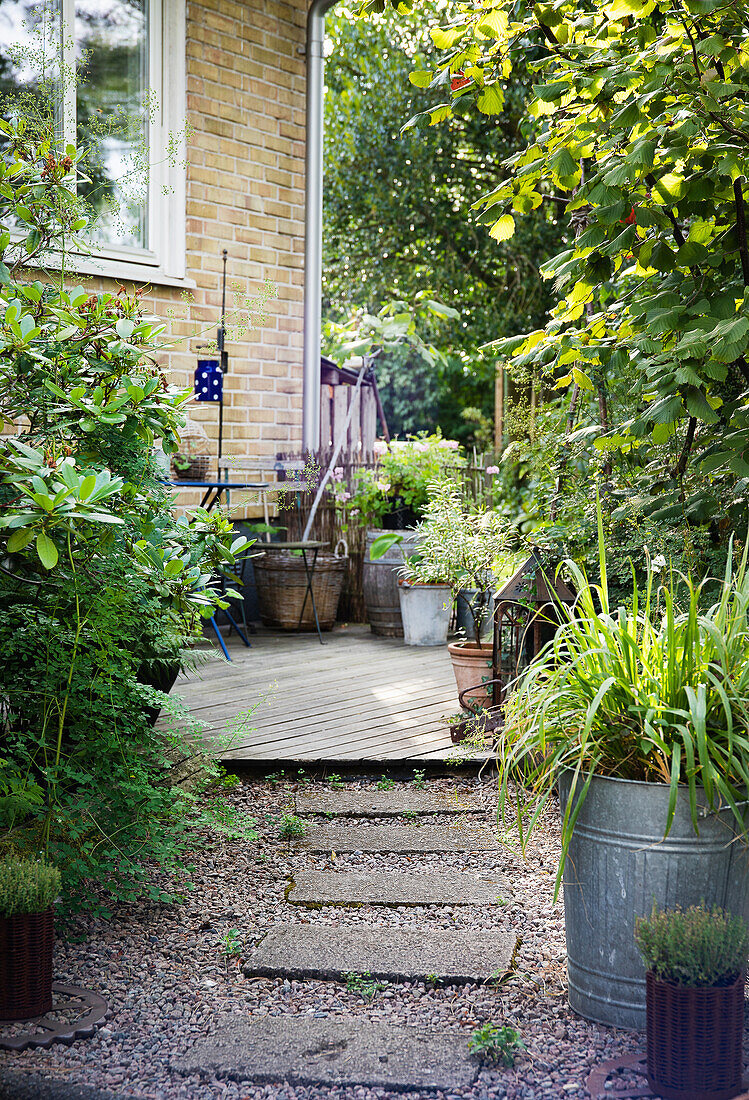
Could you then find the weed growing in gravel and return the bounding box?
[468,1023,525,1066]
[412,769,427,789]
[296,769,312,785]
[277,814,308,840]
[376,776,395,790]
[403,810,418,821]
[265,771,287,786]
[328,773,345,789]
[222,929,242,957]
[425,973,443,987]
[344,971,388,999]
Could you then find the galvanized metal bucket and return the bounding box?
[398,582,452,646]
[558,771,749,1030]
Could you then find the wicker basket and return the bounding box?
[646,969,745,1100]
[171,454,210,481]
[0,908,54,1020]
[253,551,347,631]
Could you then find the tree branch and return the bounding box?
[734,178,749,284]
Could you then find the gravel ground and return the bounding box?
[0,771,718,1099]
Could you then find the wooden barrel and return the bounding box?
[362,529,418,637]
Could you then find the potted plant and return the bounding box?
[635,904,748,1100]
[0,859,61,1019]
[408,480,515,705]
[354,434,465,636]
[498,511,749,1029]
[396,554,452,647]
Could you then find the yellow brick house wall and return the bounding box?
[4,0,309,519]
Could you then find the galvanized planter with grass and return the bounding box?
[499,510,749,1029]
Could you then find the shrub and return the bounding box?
[0,118,251,911]
[0,859,61,917]
[635,904,749,988]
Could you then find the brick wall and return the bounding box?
[169,0,307,471]
[4,0,308,517]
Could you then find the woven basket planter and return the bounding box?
[253,551,346,631]
[0,908,54,1020]
[171,454,210,481]
[646,969,745,1100]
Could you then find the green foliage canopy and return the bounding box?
[374,0,749,529]
[323,5,557,442]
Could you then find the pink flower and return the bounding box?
[485,465,500,475]
[439,439,460,450]
[340,490,351,502]
[414,442,429,453]
[373,440,388,456]
[332,466,344,482]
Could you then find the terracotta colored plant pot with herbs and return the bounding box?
[0,860,61,1020]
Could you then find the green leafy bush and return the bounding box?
[635,904,749,988]
[0,118,252,911]
[0,859,61,917]
[350,433,464,528]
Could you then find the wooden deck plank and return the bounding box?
[177,625,467,764]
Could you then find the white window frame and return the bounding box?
[61,0,188,286]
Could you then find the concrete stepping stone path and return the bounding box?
[295,787,485,816]
[243,924,517,984]
[176,778,513,1091]
[298,822,502,853]
[172,1017,479,1090]
[286,868,507,907]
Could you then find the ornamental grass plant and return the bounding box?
[0,859,61,918]
[635,904,749,988]
[500,505,749,894]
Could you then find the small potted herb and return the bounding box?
[0,859,61,1019]
[635,904,748,1100]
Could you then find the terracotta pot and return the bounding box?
[0,907,54,1019]
[646,969,745,1100]
[447,641,494,709]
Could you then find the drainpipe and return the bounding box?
[303,0,338,453]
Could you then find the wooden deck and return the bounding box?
[178,625,465,764]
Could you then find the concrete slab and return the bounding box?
[298,823,501,852]
[296,788,485,817]
[286,869,507,907]
[0,1072,121,1100]
[171,1016,478,1090]
[243,924,517,984]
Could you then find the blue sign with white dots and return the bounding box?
[194,359,223,401]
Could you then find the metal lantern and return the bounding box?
[492,552,575,691]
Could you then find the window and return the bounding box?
[0,0,187,283]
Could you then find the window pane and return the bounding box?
[0,0,63,145]
[76,0,148,249]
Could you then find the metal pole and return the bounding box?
[303,0,338,454]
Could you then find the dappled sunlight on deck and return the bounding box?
[178,625,461,763]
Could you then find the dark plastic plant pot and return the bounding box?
[138,660,181,727]
[646,969,745,1100]
[0,907,54,1020]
